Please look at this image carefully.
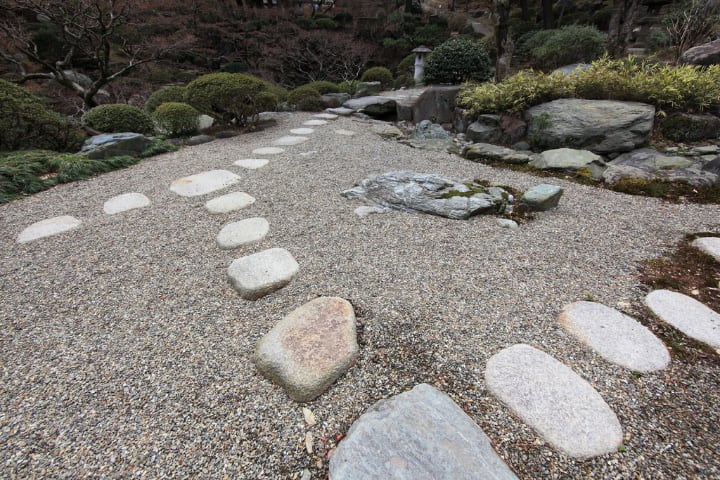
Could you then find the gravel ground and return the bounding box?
[1,112,719,479]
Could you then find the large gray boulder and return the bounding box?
[463,143,532,164]
[531,148,607,179]
[680,38,720,65]
[410,85,460,125]
[342,171,512,219]
[343,96,397,118]
[81,132,153,160]
[519,184,563,211]
[524,99,655,154]
[411,119,449,140]
[354,81,382,98]
[466,115,502,144]
[602,149,717,187]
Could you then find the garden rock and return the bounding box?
[703,157,720,180]
[354,81,382,98]
[463,143,532,164]
[216,217,269,249]
[205,192,255,214]
[411,120,449,140]
[185,134,215,146]
[466,117,502,144]
[602,149,717,187]
[290,128,314,135]
[321,93,350,108]
[659,113,720,142]
[646,290,720,349]
[80,133,152,160]
[198,114,214,130]
[371,124,403,138]
[254,297,358,402]
[326,107,354,116]
[170,170,241,197]
[692,236,720,262]
[400,138,458,153]
[680,38,720,65]
[329,383,519,480]
[227,248,299,300]
[253,147,285,155]
[17,216,82,244]
[410,85,460,125]
[234,159,269,169]
[273,136,308,146]
[103,193,150,215]
[343,96,397,118]
[519,184,563,211]
[342,171,512,220]
[524,99,655,154]
[531,148,607,179]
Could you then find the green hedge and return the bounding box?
[360,67,394,88]
[83,104,156,134]
[424,37,492,84]
[303,81,340,94]
[518,26,606,69]
[145,85,186,113]
[153,102,199,136]
[287,86,323,111]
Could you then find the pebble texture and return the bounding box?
[170,170,240,197]
[16,215,82,243]
[692,236,720,262]
[329,383,519,480]
[227,248,299,300]
[103,193,151,215]
[216,218,269,249]
[205,192,256,214]
[646,290,720,349]
[485,344,623,459]
[559,301,670,372]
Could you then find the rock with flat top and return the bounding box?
[646,290,720,349]
[103,193,150,214]
[216,218,269,249]
[518,184,563,211]
[17,216,82,243]
[170,170,240,197]
[692,237,720,262]
[227,248,299,300]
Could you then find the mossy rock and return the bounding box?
[659,113,720,142]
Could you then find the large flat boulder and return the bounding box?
[602,149,717,187]
[530,148,606,179]
[80,133,152,160]
[463,143,532,164]
[680,38,720,65]
[343,96,397,118]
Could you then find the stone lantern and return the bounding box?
[412,45,432,86]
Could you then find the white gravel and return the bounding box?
[1,112,720,478]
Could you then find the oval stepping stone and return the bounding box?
[252,147,285,155]
[103,192,150,215]
[227,247,299,300]
[485,344,623,459]
[692,236,720,262]
[272,136,308,146]
[170,169,240,197]
[254,297,359,402]
[646,289,720,349]
[290,128,314,135]
[17,216,81,244]
[335,129,356,136]
[233,158,269,170]
[559,301,670,372]
[302,119,328,126]
[205,192,255,214]
[216,217,269,249]
[329,383,518,480]
[314,113,338,120]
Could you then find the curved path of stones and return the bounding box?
[10,111,720,478]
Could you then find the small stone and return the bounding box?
[290,128,315,135]
[519,184,563,211]
[185,134,215,146]
[228,248,299,300]
[314,113,338,120]
[300,469,312,480]
[234,159,269,169]
[205,192,256,214]
[303,120,328,126]
[273,136,309,146]
[370,124,403,138]
[305,432,314,454]
[17,216,82,243]
[103,193,150,214]
[692,236,720,263]
[334,129,356,136]
[253,147,285,155]
[646,290,720,349]
[496,219,519,229]
[216,218,270,250]
[354,206,388,217]
[170,170,241,197]
[302,408,317,426]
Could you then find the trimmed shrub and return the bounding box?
[153,102,200,136]
[394,74,415,89]
[338,80,359,95]
[424,37,492,84]
[360,67,394,88]
[83,104,155,134]
[304,81,340,94]
[396,53,416,77]
[519,26,606,69]
[144,85,186,112]
[184,72,273,125]
[287,86,323,111]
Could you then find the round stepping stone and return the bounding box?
[252,147,285,155]
[17,216,82,244]
[216,217,269,249]
[227,247,299,300]
[646,289,720,349]
[559,301,670,372]
[329,383,518,480]
[205,192,255,214]
[254,297,359,402]
[170,169,240,197]
[272,136,309,146]
[103,192,150,215]
[233,158,269,170]
[290,128,314,135]
[314,113,338,120]
[335,129,356,136]
[692,236,720,263]
[485,344,623,459]
[302,119,328,126]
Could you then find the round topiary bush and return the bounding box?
[153,102,200,136]
[424,37,492,84]
[338,80,358,95]
[396,53,416,77]
[304,81,340,94]
[360,67,394,88]
[184,72,273,125]
[144,85,186,113]
[519,26,606,69]
[287,86,323,111]
[83,104,155,134]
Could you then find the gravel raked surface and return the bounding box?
[2,112,720,479]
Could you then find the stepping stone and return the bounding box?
[329,383,518,480]
[170,170,240,197]
[485,344,623,459]
[103,192,150,215]
[692,236,720,262]
[559,301,670,372]
[227,247,299,300]
[303,120,328,126]
[335,129,356,136]
[646,289,720,349]
[252,147,285,155]
[326,107,354,116]
[216,217,269,249]
[233,158,269,170]
[254,297,359,402]
[273,136,308,146]
[290,128,314,135]
[314,113,338,120]
[205,192,255,214]
[17,216,82,244]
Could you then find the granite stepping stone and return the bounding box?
[227,248,299,300]
[205,192,255,214]
[216,217,269,249]
[234,159,269,170]
[17,216,82,244]
[559,301,670,372]
[692,236,720,262]
[303,120,328,126]
[254,297,359,402]
[485,344,623,459]
[170,170,240,197]
[335,129,356,136]
[273,136,308,146]
[290,128,314,135]
[252,147,285,155]
[103,192,150,215]
[329,383,518,480]
[314,113,338,120]
[646,289,720,349]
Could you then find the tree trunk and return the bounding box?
[607,0,642,57]
[519,0,530,21]
[495,0,513,81]
[541,0,554,28]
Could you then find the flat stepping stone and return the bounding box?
[233,158,269,169]
[290,128,314,135]
[272,136,309,146]
[485,344,623,459]
[103,192,150,215]
[227,247,299,300]
[314,113,338,120]
[329,383,518,479]
[216,217,269,249]
[254,297,359,402]
[205,192,255,214]
[303,120,328,126]
[646,289,720,349]
[326,107,354,116]
[170,170,240,197]
[17,216,82,244]
[335,129,356,136]
[559,301,670,372]
[252,147,285,155]
[692,236,720,262]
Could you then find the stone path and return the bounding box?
[216,217,269,249]
[103,192,150,214]
[253,147,285,155]
[16,215,82,243]
[646,289,720,349]
[692,236,720,262]
[233,158,269,169]
[227,247,300,300]
[205,192,256,214]
[170,169,240,197]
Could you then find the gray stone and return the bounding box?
[559,302,670,372]
[227,248,299,300]
[343,96,397,118]
[410,85,460,125]
[692,236,720,262]
[216,217,270,249]
[524,99,655,154]
[371,124,404,138]
[702,157,720,180]
[253,147,285,155]
[233,159,269,170]
[326,107,354,116]
[205,192,256,214]
[103,193,150,215]
[334,129,356,136]
[412,120,449,140]
[531,148,607,179]
[185,134,215,146]
[466,121,502,144]
[329,383,518,480]
[273,136,308,146]
[17,216,82,244]
[646,290,720,349]
[254,297,358,402]
[691,145,720,155]
[485,344,623,459]
[401,138,459,153]
[80,133,152,160]
[463,143,532,164]
[518,184,563,211]
[290,128,314,135]
[321,93,350,108]
[198,114,214,130]
[552,63,592,76]
[170,170,241,197]
[354,81,382,98]
[603,149,717,187]
[680,38,720,66]
[496,218,519,229]
[354,205,389,217]
[314,113,339,120]
[302,120,328,127]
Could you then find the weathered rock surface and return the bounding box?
[602,149,717,187]
[519,184,563,211]
[463,143,532,164]
[170,170,241,197]
[227,248,299,300]
[680,38,720,65]
[466,116,502,144]
[205,192,255,214]
[103,192,151,215]
[80,133,152,160]
[17,216,82,243]
[371,123,404,138]
[216,217,269,249]
[524,99,655,154]
[185,134,215,146]
[326,107,354,116]
[409,85,460,125]
[692,236,720,262]
[329,383,518,480]
[342,171,512,219]
[343,96,397,118]
[531,148,606,179]
[485,344,623,459]
[411,120,449,140]
[559,301,670,372]
[646,290,720,349]
[254,297,359,402]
